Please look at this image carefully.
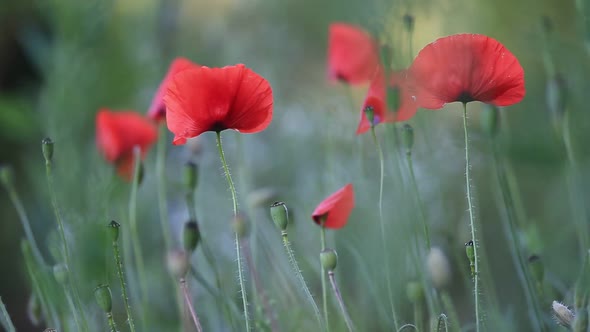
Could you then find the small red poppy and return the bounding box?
[164,63,273,145]
[356,69,418,134]
[312,184,355,229]
[408,33,525,109]
[327,23,380,84]
[148,57,197,122]
[96,109,158,180]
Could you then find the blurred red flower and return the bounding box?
[408,34,525,109]
[327,23,380,84]
[312,184,355,229]
[356,69,418,134]
[96,109,158,180]
[148,57,197,122]
[164,63,273,145]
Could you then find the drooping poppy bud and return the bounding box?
[312,184,355,229]
[184,161,199,193]
[320,248,338,271]
[426,247,452,290]
[94,284,113,313]
[108,220,120,242]
[552,301,574,329]
[183,220,201,253]
[270,201,289,231]
[167,250,189,279]
[41,137,54,162]
[401,123,414,155]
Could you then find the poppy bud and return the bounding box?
[481,105,500,138]
[552,301,574,329]
[183,220,201,253]
[364,106,375,127]
[232,214,249,238]
[270,201,289,231]
[528,255,544,287]
[0,164,14,189]
[52,264,68,285]
[27,293,42,326]
[406,281,424,304]
[426,247,452,289]
[108,220,120,242]
[403,14,415,34]
[320,249,338,271]
[465,240,475,276]
[94,284,113,313]
[574,309,588,332]
[184,162,199,192]
[41,137,54,162]
[167,250,189,279]
[401,124,414,155]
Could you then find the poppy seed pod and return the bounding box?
[406,281,424,304]
[108,220,120,242]
[401,124,414,155]
[52,264,68,285]
[184,162,199,192]
[528,255,544,285]
[320,249,338,271]
[232,214,249,238]
[270,201,289,231]
[0,164,14,189]
[167,250,189,279]
[183,220,201,253]
[94,284,113,313]
[426,247,452,289]
[481,105,500,138]
[41,137,54,162]
[552,301,574,329]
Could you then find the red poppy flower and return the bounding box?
[312,184,355,229]
[96,109,158,180]
[327,23,380,84]
[408,34,525,109]
[164,63,273,145]
[356,70,418,134]
[148,57,197,122]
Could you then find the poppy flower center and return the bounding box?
[210,122,227,132]
[456,91,475,104]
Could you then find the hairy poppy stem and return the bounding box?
[437,314,449,332]
[156,124,172,250]
[128,147,149,305]
[0,296,15,332]
[462,104,480,331]
[106,312,118,332]
[282,231,324,330]
[319,223,330,331]
[111,228,136,332]
[328,271,354,332]
[180,278,204,332]
[370,127,400,329]
[215,131,250,331]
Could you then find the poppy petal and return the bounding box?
[312,183,355,229]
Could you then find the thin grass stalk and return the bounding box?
[320,225,330,331]
[328,271,354,332]
[215,131,250,331]
[180,278,204,332]
[0,296,15,332]
[63,285,83,332]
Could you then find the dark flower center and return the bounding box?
[456,91,475,104]
[211,122,226,132]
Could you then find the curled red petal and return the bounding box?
[312,183,355,229]
[327,23,380,85]
[409,33,525,109]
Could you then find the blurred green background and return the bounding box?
[0,0,589,331]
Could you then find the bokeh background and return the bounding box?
[1,0,589,331]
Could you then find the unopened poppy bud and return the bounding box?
[465,240,475,276]
[320,249,338,271]
[364,106,375,127]
[574,308,588,332]
[401,124,414,155]
[41,137,54,162]
[232,214,249,238]
[528,255,544,286]
[406,281,424,304]
[403,14,415,34]
[270,201,289,231]
[27,293,41,326]
[184,162,199,192]
[426,247,452,289]
[183,220,201,253]
[552,301,574,329]
[0,165,14,189]
[167,250,189,279]
[53,264,68,285]
[94,284,113,313]
[481,105,500,137]
[108,220,120,242]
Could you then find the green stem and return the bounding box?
[437,314,449,332]
[128,146,148,302]
[107,312,118,332]
[64,285,83,332]
[282,232,324,330]
[406,152,431,249]
[462,103,480,331]
[112,239,136,332]
[156,124,172,251]
[180,278,204,332]
[320,225,329,331]
[215,131,250,331]
[370,126,400,329]
[328,271,354,332]
[0,296,15,332]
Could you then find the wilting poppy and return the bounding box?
[327,23,380,84]
[408,33,525,109]
[164,63,273,145]
[148,57,197,122]
[96,109,158,180]
[312,184,355,229]
[356,70,418,134]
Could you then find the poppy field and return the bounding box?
[0,0,589,331]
